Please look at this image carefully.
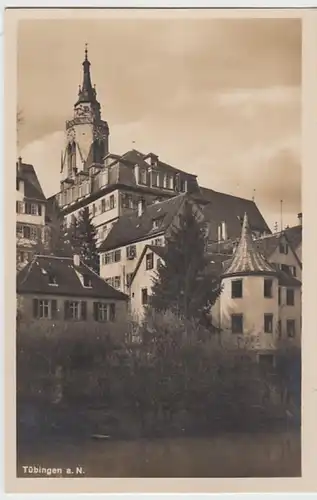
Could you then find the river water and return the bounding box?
[17,430,300,477]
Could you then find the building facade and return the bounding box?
[128,213,301,359]
[16,158,47,270]
[17,254,129,326]
[211,214,301,360]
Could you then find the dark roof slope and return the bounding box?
[199,187,271,241]
[17,255,128,300]
[17,162,46,202]
[99,194,187,252]
[283,225,302,251]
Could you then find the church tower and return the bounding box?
[61,45,109,184]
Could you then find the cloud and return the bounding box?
[214,86,300,108]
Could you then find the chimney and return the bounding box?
[217,224,222,243]
[73,254,80,267]
[138,199,145,217]
[221,221,227,241]
[298,212,302,226]
[17,156,22,175]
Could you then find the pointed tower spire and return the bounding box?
[222,212,276,278]
[75,44,97,105]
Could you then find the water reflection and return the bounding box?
[18,430,301,477]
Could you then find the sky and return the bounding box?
[17,17,301,231]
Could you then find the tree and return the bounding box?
[68,206,99,274]
[150,198,222,322]
[44,199,72,257]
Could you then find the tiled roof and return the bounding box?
[222,213,276,278]
[253,227,302,265]
[17,162,46,202]
[121,149,197,177]
[17,255,128,300]
[99,194,187,252]
[199,187,271,241]
[253,233,281,258]
[283,225,302,251]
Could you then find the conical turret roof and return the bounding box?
[222,212,276,278]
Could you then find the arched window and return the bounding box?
[71,142,76,170]
[67,143,72,175]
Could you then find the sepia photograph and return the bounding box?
[9,8,304,487]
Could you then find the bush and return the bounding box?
[16,311,301,436]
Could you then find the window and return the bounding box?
[151,170,159,187]
[231,314,243,334]
[127,245,136,260]
[264,313,273,333]
[140,169,147,185]
[105,252,112,264]
[30,226,39,241]
[281,264,291,274]
[287,319,296,338]
[279,242,289,254]
[114,250,121,262]
[101,199,106,213]
[142,288,148,305]
[98,303,108,321]
[109,195,115,209]
[114,276,121,289]
[264,279,273,298]
[16,179,20,191]
[33,298,57,319]
[64,300,87,321]
[92,203,96,217]
[154,238,162,246]
[121,194,130,209]
[146,252,154,270]
[23,226,30,239]
[69,301,80,319]
[157,258,162,270]
[126,273,133,287]
[286,288,295,306]
[83,275,92,288]
[16,224,23,237]
[167,175,174,190]
[48,272,58,286]
[231,279,243,299]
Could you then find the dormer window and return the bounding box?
[152,217,164,230]
[48,275,58,286]
[83,275,92,288]
[279,241,288,254]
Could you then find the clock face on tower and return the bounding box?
[93,124,107,141]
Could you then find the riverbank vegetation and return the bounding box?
[17,311,301,441]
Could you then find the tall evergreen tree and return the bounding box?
[45,201,72,257]
[68,206,99,274]
[150,198,222,321]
